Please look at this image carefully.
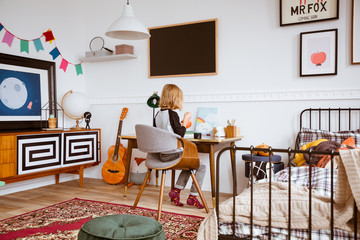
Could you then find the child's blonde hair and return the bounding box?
[159,84,184,110]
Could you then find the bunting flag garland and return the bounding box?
[59,59,68,72]
[49,47,60,60]
[20,40,29,53]
[2,31,14,47]
[0,23,83,76]
[33,38,44,52]
[75,64,83,76]
[43,29,55,43]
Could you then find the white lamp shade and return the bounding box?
[105,4,150,40]
[62,92,90,120]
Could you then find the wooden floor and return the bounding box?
[0,178,232,220]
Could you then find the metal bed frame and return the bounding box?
[215,108,360,240]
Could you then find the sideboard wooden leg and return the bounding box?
[79,166,84,187]
[55,174,60,184]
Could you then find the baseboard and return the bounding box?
[0,174,78,196]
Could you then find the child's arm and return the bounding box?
[181,112,192,128]
[168,110,186,137]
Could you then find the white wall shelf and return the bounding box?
[80,54,137,62]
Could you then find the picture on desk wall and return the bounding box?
[0,53,56,130]
[194,107,218,136]
[300,29,338,77]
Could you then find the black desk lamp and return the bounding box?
[147,92,160,126]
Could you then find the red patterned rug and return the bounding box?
[0,198,204,240]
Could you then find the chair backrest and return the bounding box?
[135,124,180,153]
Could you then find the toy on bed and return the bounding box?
[198,108,360,240]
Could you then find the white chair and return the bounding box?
[132,124,209,221]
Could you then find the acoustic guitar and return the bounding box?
[102,108,128,184]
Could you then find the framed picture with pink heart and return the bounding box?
[300,29,338,77]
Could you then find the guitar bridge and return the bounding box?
[107,169,120,173]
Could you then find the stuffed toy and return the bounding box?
[254,143,270,156]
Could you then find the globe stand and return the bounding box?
[71,119,84,130]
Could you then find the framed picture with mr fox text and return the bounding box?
[300,29,338,77]
[280,0,339,26]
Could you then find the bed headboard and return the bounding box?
[295,108,360,149]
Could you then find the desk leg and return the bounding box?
[124,139,134,197]
[230,142,237,196]
[209,144,216,208]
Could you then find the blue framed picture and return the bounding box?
[0,53,56,130]
[0,69,42,117]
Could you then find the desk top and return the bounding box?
[120,134,243,143]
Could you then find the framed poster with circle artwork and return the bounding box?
[0,53,57,130]
[300,29,338,77]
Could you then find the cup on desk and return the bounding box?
[225,126,240,138]
[194,132,202,139]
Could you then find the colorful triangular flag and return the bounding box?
[43,29,55,42]
[2,31,14,47]
[33,38,44,52]
[75,64,83,76]
[49,47,60,60]
[20,40,29,53]
[59,59,68,72]
[0,24,3,32]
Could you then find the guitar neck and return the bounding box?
[114,120,123,154]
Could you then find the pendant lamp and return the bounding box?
[105,0,150,40]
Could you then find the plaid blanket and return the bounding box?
[218,167,358,239]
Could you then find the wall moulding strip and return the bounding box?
[89,89,360,105]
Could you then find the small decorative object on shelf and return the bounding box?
[41,101,64,130]
[48,114,57,129]
[85,36,113,58]
[115,44,134,55]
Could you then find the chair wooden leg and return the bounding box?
[157,170,167,221]
[190,170,210,213]
[156,170,159,187]
[171,170,175,189]
[132,169,152,209]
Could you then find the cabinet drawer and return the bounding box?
[0,136,16,150]
[0,163,16,178]
[0,149,16,164]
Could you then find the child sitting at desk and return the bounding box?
[154,84,206,209]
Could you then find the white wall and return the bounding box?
[0,0,359,195]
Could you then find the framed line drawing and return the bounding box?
[280,0,339,26]
[300,29,338,77]
[352,0,360,64]
[0,53,57,130]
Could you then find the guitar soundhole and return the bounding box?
[107,169,120,173]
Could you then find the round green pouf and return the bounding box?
[78,214,166,240]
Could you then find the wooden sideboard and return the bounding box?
[0,129,101,187]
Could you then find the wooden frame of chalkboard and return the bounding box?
[148,19,218,78]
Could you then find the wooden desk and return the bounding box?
[121,135,243,207]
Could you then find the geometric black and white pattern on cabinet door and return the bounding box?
[63,131,99,166]
[17,134,62,175]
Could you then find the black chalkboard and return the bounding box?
[148,19,217,78]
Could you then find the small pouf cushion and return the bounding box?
[242,154,282,162]
[78,214,166,240]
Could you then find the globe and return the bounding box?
[61,90,90,129]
